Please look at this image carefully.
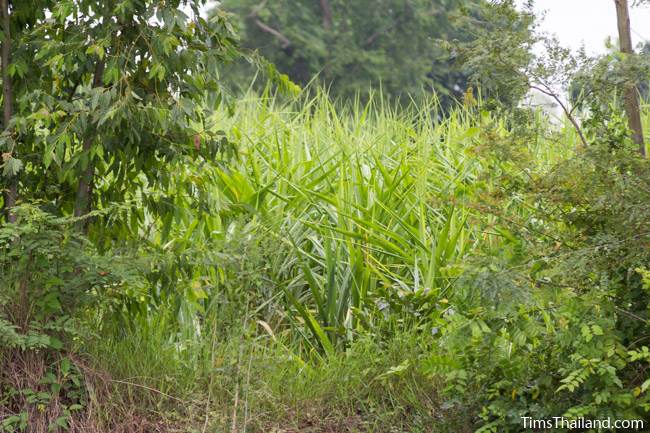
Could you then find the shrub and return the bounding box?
[0,205,144,431]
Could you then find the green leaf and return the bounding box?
[52,415,68,430]
[148,63,166,80]
[2,157,23,177]
[85,44,105,60]
[591,324,603,336]
[641,379,650,393]
[60,357,71,375]
[48,336,63,350]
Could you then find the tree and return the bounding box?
[0,0,241,231]
[0,1,54,222]
[0,0,14,223]
[221,0,488,106]
[456,0,536,108]
[614,0,645,156]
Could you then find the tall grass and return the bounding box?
[84,92,573,430]
[171,92,567,348]
[109,92,569,346]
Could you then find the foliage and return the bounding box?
[3,1,650,432]
[71,89,650,432]
[220,0,498,106]
[0,205,144,431]
[572,42,650,104]
[3,91,650,432]
[2,0,242,230]
[423,115,650,431]
[134,94,500,352]
[452,0,536,108]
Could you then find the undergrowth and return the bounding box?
[2,93,649,432]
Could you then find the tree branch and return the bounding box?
[252,18,290,49]
[529,83,588,149]
[248,3,291,49]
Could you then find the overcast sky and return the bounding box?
[529,0,650,54]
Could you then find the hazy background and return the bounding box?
[528,0,650,53]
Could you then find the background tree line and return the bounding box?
[219,0,519,107]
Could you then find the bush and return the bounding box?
[0,205,144,432]
[426,141,650,431]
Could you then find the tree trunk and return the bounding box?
[1,0,16,223]
[614,0,646,157]
[73,60,104,231]
[319,0,332,30]
[318,0,333,80]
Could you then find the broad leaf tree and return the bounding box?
[221,0,487,105]
[1,0,241,230]
[0,1,54,222]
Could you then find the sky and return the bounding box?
[529,0,650,54]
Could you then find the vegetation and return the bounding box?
[219,0,512,106]
[1,0,650,432]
